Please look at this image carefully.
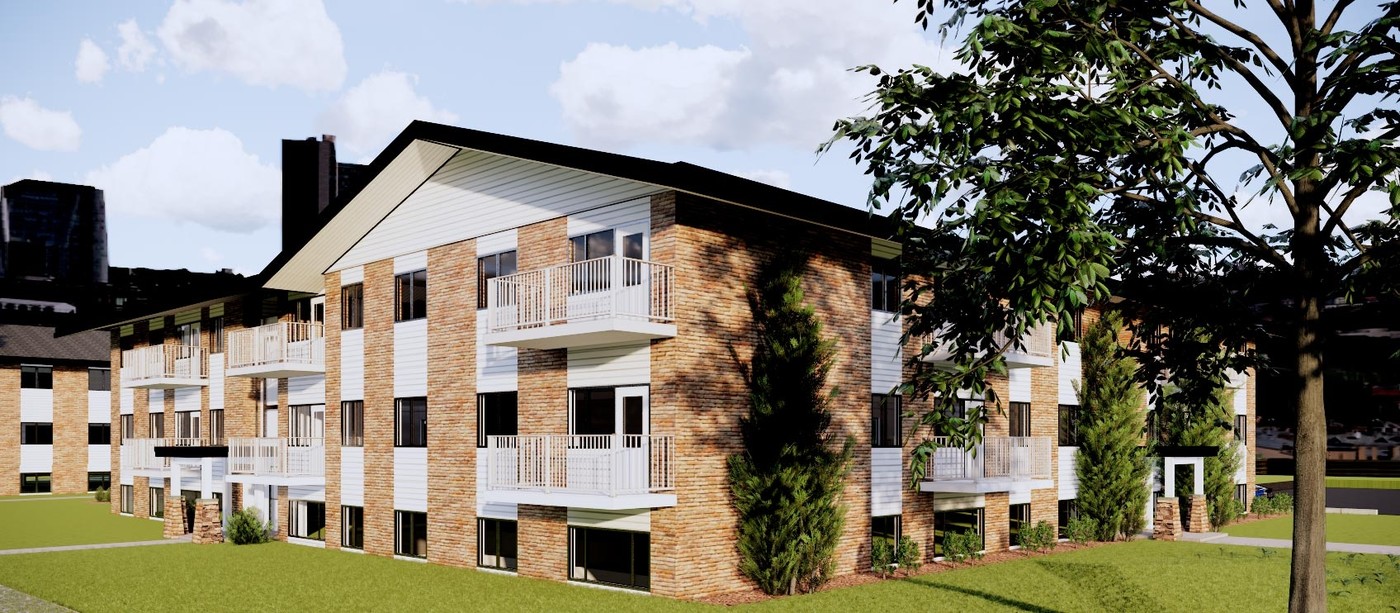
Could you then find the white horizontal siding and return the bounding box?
[174,388,200,412]
[394,319,428,398]
[1008,369,1031,403]
[567,508,650,532]
[477,311,516,393]
[476,229,517,257]
[120,471,133,486]
[288,375,326,406]
[566,197,650,236]
[478,502,518,521]
[1233,376,1249,416]
[1058,342,1082,405]
[289,485,326,502]
[871,311,902,394]
[208,354,224,410]
[1059,447,1079,500]
[263,379,277,407]
[394,448,427,512]
[19,446,52,472]
[394,251,428,275]
[566,342,649,388]
[88,391,110,423]
[341,329,365,401]
[332,150,660,271]
[870,447,902,516]
[1235,446,1249,483]
[120,388,134,415]
[341,447,364,507]
[20,389,53,422]
[1010,490,1031,505]
[340,266,364,286]
[931,494,984,512]
[88,445,111,471]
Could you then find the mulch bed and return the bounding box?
[699,539,1119,606]
[1220,511,1292,529]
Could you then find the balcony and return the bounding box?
[225,322,326,378]
[483,256,676,350]
[482,434,676,509]
[919,436,1055,493]
[225,437,325,486]
[920,322,1055,369]
[120,438,170,476]
[121,345,208,389]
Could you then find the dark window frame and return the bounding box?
[208,409,225,445]
[871,514,901,565]
[394,398,428,447]
[1009,503,1031,547]
[87,472,111,492]
[1058,404,1080,446]
[1057,499,1079,539]
[394,270,428,322]
[149,413,165,438]
[342,505,365,550]
[871,394,902,448]
[120,485,134,513]
[88,367,111,391]
[20,365,53,389]
[476,251,518,310]
[569,526,650,591]
[289,500,327,541]
[871,258,901,313]
[933,507,984,558]
[88,423,111,445]
[342,401,364,447]
[1234,414,1248,445]
[21,422,53,445]
[395,510,428,558]
[209,316,225,354]
[150,487,165,518]
[120,414,134,441]
[20,473,51,494]
[1057,309,1085,344]
[478,518,519,571]
[341,283,364,330]
[477,392,519,448]
[1009,402,1031,438]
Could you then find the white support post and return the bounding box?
[1192,458,1205,496]
[1163,459,1176,496]
[200,456,214,499]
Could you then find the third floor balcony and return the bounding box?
[120,345,208,389]
[225,322,326,379]
[919,436,1055,493]
[483,256,677,349]
[921,322,1056,369]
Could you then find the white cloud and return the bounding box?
[116,19,157,72]
[85,127,280,233]
[199,246,224,263]
[318,71,459,158]
[157,0,346,92]
[7,170,55,184]
[738,169,790,189]
[0,97,82,151]
[75,39,110,84]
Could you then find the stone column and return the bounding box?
[164,493,188,538]
[192,499,224,544]
[1186,494,1209,533]
[1153,497,1181,541]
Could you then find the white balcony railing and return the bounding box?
[225,322,325,375]
[120,438,169,472]
[487,256,674,334]
[484,434,675,497]
[925,436,1053,482]
[227,437,325,478]
[922,322,1055,367]
[120,344,208,387]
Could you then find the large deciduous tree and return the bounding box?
[828,1,1399,610]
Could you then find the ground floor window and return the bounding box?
[478,518,518,571]
[1058,499,1078,539]
[1235,484,1249,507]
[290,501,326,540]
[120,485,134,513]
[1009,503,1030,547]
[20,473,51,494]
[569,527,650,590]
[88,472,111,492]
[150,487,165,518]
[395,511,427,558]
[933,508,983,557]
[871,514,900,567]
[342,506,364,550]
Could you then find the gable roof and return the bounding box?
[0,325,109,364]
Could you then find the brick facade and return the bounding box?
[362,260,396,557]
[0,365,17,496]
[426,240,477,568]
[516,504,568,580]
[324,272,343,551]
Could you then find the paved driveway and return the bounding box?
[1264,482,1400,515]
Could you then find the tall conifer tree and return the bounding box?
[1075,311,1151,540]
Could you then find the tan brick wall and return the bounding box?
[51,366,90,493]
[517,217,569,438]
[517,504,568,580]
[1031,345,1062,533]
[109,335,122,513]
[0,365,18,496]
[324,272,343,550]
[363,259,396,556]
[1246,366,1256,512]
[426,239,476,567]
[134,476,150,518]
[983,492,1010,552]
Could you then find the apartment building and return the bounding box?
[105,121,1256,599]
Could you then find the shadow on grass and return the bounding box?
[903,577,1063,612]
[1034,560,1162,611]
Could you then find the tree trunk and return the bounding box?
[1289,290,1327,612]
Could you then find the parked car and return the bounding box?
[1255,485,1270,498]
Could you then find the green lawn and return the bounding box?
[1256,475,1293,484]
[1254,476,1400,490]
[0,496,162,550]
[1225,514,1400,547]
[0,540,1395,612]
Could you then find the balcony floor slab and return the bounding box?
[481,489,676,510]
[121,378,208,389]
[919,478,1055,494]
[224,474,326,487]
[484,319,676,350]
[225,364,325,379]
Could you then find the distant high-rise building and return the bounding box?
[0,179,109,286]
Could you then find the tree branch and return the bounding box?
[1322,0,1357,36]
[1183,1,1297,87]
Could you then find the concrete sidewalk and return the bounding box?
[0,584,71,613]
[1184,532,1400,555]
[0,535,189,556]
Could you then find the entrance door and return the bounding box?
[289,404,326,442]
[616,386,650,493]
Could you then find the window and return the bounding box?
[395,510,428,558]
[120,485,134,513]
[120,415,134,441]
[88,472,111,492]
[394,270,428,322]
[571,388,615,435]
[209,317,225,354]
[289,404,324,440]
[570,230,615,262]
[88,368,111,391]
[478,518,518,571]
[477,392,518,447]
[342,401,364,447]
[20,365,52,389]
[933,508,983,558]
[1009,503,1030,547]
[150,487,165,518]
[871,258,900,312]
[871,515,900,567]
[871,394,901,448]
[177,323,200,347]
[933,398,973,437]
[1234,415,1248,445]
[1057,308,1084,343]
[1058,404,1080,446]
[1009,402,1031,437]
[20,473,51,494]
[208,409,225,445]
[290,501,326,540]
[341,284,364,329]
[89,423,111,445]
[149,413,165,438]
[1235,484,1249,508]
[1058,499,1078,539]
[570,527,650,590]
[395,398,428,447]
[21,423,53,445]
[342,506,364,549]
[175,411,200,441]
[476,251,518,309]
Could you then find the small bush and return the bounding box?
[226,508,270,545]
[1065,516,1099,545]
[871,537,895,577]
[1253,493,1294,517]
[1210,497,1244,529]
[942,530,984,563]
[896,536,922,572]
[1018,521,1057,552]
[93,487,109,502]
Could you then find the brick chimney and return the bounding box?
[281,135,340,253]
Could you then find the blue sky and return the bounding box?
[0,0,953,275]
